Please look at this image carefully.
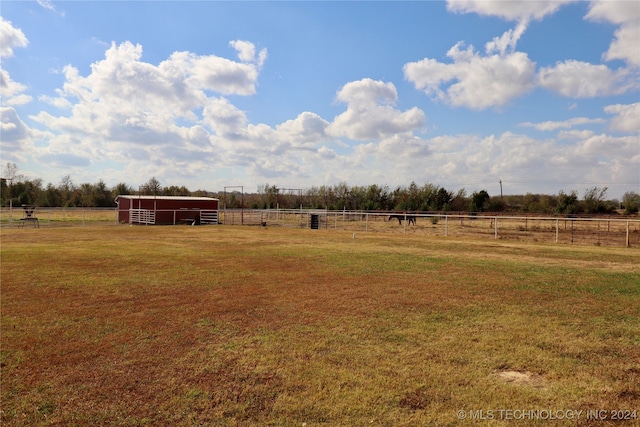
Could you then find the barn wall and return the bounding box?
[116,197,218,225]
[117,197,131,223]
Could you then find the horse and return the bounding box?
[387,214,416,226]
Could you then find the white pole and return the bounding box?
[494,216,498,239]
[403,213,407,234]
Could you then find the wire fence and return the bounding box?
[1,207,638,248]
[0,207,118,228]
[222,209,640,248]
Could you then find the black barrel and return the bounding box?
[310,214,319,230]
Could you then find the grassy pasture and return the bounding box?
[1,225,639,426]
[0,208,117,227]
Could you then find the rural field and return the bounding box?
[1,225,639,426]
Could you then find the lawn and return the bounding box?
[1,225,639,426]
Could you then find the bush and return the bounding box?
[622,192,640,215]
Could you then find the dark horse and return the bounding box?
[387,213,416,226]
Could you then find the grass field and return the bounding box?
[1,225,639,426]
[0,208,117,227]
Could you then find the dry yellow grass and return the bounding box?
[0,208,116,226]
[1,225,639,426]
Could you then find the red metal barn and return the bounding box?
[115,196,219,225]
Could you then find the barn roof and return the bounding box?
[115,195,218,202]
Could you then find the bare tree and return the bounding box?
[3,162,24,182]
[58,175,76,207]
[141,177,162,195]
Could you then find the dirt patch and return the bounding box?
[495,370,546,388]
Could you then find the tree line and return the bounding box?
[1,163,638,215]
[250,182,639,215]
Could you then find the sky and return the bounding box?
[1,0,639,199]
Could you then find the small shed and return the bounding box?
[115,195,219,225]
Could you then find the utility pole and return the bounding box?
[499,179,503,202]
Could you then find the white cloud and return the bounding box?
[275,112,329,145]
[410,1,638,109]
[586,0,640,23]
[573,133,637,160]
[604,103,640,133]
[3,94,32,106]
[445,0,571,59]
[49,43,203,131]
[446,0,573,22]
[1,107,29,142]
[557,129,596,140]
[0,107,40,164]
[485,20,528,56]
[404,42,536,110]
[537,60,634,97]
[605,23,640,67]
[533,2,640,100]
[335,78,398,108]
[0,19,32,106]
[230,40,256,63]
[0,17,28,58]
[36,0,65,16]
[230,40,267,68]
[39,94,73,109]
[326,78,426,139]
[317,145,336,160]
[1,68,31,104]
[202,97,247,138]
[378,133,431,163]
[14,39,274,179]
[586,0,640,67]
[519,117,606,132]
[415,131,638,196]
[32,40,265,138]
[187,53,261,96]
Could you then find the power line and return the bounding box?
[505,181,638,186]
[440,180,638,188]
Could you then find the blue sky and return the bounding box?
[1,1,638,199]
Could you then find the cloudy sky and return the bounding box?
[1,1,639,198]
